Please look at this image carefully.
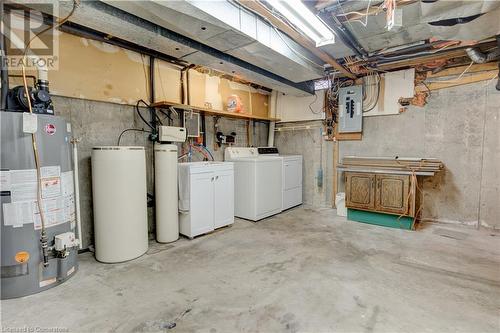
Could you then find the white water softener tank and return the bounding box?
[91,147,148,263]
[154,144,179,243]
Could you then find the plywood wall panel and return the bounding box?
[154,60,182,104]
[50,33,149,104]
[9,31,269,116]
[187,69,270,117]
[187,70,208,108]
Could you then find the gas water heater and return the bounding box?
[0,111,79,299]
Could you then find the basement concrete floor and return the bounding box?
[2,207,500,332]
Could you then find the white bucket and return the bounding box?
[335,192,347,217]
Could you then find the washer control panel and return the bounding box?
[224,147,258,160]
[257,147,279,155]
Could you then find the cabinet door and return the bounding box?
[375,174,410,215]
[214,169,234,229]
[190,172,215,236]
[345,172,375,210]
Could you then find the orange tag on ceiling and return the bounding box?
[15,251,30,263]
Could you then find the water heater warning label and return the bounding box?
[41,178,61,199]
[23,113,38,134]
[2,201,34,227]
[1,166,75,230]
[0,170,11,192]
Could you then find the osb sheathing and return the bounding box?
[10,31,270,117]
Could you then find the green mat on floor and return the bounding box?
[347,209,414,230]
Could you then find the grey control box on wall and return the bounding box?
[338,85,363,133]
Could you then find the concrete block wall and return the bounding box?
[274,82,499,230]
[53,96,269,248]
[52,79,499,250]
[339,82,500,230]
[54,96,142,248]
[274,121,334,208]
[190,116,269,162]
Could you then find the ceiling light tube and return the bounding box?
[267,0,335,47]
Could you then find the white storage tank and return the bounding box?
[154,144,179,243]
[91,146,148,263]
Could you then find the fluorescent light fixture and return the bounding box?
[267,0,335,47]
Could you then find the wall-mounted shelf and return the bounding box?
[151,101,279,122]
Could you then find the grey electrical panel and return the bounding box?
[338,85,363,133]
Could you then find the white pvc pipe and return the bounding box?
[268,91,278,147]
[8,30,48,81]
[72,138,83,249]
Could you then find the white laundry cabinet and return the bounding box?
[178,162,234,238]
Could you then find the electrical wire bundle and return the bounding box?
[362,72,380,112]
[118,98,183,146]
[320,72,355,140]
[323,73,338,121]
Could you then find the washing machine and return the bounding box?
[224,147,283,221]
[258,147,303,211]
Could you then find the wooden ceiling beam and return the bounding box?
[236,0,357,79]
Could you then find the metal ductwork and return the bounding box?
[11,0,319,96]
[465,47,500,63]
[103,0,325,84]
[466,35,500,91]
[465,35,500,64]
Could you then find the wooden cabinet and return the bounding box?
[345,172,375,210]
[345,172,417,217]
[375,175,410,215]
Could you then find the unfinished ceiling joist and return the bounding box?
[376,49,468,71]
[416,69,498,92]
[426,62,499,78]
